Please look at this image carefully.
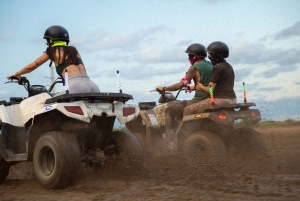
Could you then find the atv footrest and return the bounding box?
[0,143,28,162]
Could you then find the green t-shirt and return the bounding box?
[190,60,213,104]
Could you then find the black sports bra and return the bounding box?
[56,57,84,77]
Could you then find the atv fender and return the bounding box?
[37,102,90,123]
[20,93,52,125]
[0,104,23,127]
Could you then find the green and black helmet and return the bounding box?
[44,25,69,46]
[185,43,207,57]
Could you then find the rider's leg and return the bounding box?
[165,100,188,129]
[183,98,237,116]
[54,75,100,97]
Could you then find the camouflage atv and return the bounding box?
[0,76,143,189]
[126,89,266,171]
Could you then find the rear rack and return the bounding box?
[204,102,256,112]
[45,92,133,104]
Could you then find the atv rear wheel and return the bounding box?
[182,131,226,169]
[228,127,267,172]
[33,132,81,189]
[104,130,144,170]
[0,155,9,183]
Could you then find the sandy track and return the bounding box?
[0,125,299,201]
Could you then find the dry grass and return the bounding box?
[234,119,300,128]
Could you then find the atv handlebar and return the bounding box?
[5,76,26,84]
[151,88,185,103]
[4,76,65,97]
[48,77,65,92]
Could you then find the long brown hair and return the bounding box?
[46,46,79,65]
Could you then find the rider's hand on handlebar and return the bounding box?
[156,86,164,93]
[7,74,21,82]
[185,85,194,93]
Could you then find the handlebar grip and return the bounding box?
[19,77,29,85]
[10,76,28,85]
[10,76,19,81]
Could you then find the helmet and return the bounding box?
[206,41,229,58]
[185,43,207,57]
[43,25,70,44]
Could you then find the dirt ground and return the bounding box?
[0,125,300,201]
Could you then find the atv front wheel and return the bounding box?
[182,131,226,169]
[33,132,81,189]
[0,155,9,183]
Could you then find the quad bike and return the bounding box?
[126,89,267,171]
[0,76,143,189]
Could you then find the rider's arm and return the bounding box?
[156,66,198,92]
[196,82,216,93]
[165,82,184,91]
[185,66,197,81]
[7,53,50,79]
[156,81,183,92]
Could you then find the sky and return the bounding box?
[0,0,299,121]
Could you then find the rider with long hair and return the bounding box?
[7,25,100,96]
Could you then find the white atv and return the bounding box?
[0,76,143,189]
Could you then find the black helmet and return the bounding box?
[43,25,70,44]
[206,41,229,58]
[185,43,207,57]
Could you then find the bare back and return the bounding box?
[53,48,87,78]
